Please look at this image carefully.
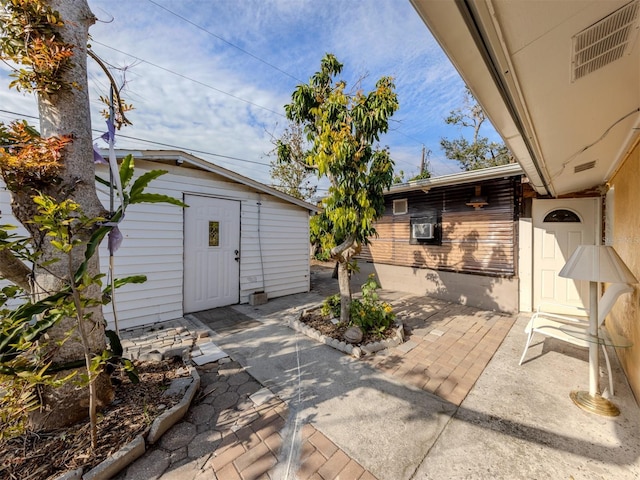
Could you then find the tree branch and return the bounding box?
[0,248,32,293]
[87,49,132,127]
[330,233,357,260]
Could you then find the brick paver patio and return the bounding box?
[116,264,515,479]
[115,359,377,480]
[363,296,516,405]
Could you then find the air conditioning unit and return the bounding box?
[412,222,435,240]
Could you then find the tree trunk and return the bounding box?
[331,235,360,324]
[11,0,113,431]
[337,260,352,324]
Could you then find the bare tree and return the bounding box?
[440,87,513,170]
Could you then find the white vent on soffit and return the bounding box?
[574,160,597,173]
[571,0,640,81]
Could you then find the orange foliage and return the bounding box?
[0,121,72,189]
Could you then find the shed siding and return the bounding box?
[239,199,310,300]
[97,159,310,329]
[359,177,518,276]
[0,159,311,331]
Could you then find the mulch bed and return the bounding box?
[300,308,398,346]
[0,357,188,480]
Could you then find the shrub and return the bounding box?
[321,293,341,319]
[320,274,395,337]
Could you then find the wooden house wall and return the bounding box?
[358,177,519,277]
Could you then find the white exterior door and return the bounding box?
[184,195,240,313]
[532,198,598,313]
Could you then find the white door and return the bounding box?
[184,195,240,313]
[532,198,598,313]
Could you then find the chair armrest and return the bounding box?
[536,301,588,315]
[531,311,589,326]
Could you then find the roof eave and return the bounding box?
[388,163,523,195]
[99,149,320,213]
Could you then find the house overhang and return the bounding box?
[410,0,640,198]
[388,162,523,195]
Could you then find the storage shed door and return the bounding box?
[532,198,598,314]
[184,195,240,313]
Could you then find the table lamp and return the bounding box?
[559,245,637,416]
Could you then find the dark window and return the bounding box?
[543,209,581,223]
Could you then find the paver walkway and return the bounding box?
[114,356,377,480]
[115,264,514,479]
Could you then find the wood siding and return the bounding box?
[359,177,518,277]
[0,159,311,330]
[96,159,310,329]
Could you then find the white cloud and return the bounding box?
[1,0,502,185]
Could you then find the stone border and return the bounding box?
[55,366,200,480]
[289,305,404,358]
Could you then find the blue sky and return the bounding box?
[0,0,503,188]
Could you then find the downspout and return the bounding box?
[455,0,553,197]
[257,194,266,292]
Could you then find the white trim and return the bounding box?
[393,198,408,215]
[99,149,319,213]
[388,163,523,194]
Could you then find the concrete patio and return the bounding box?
[116,264,640,479]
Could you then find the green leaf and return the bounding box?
[102,275,147,299]
[119,154,135,189]
[129,170,168,201]
[129,193,187,207]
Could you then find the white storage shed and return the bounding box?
[0,150,318,330]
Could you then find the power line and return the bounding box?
[125,3,430,154]
[90,40,286,119]
[0,108,271,169]
[114,132,270,167]
[147,0,302,84]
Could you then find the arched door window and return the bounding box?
[543,209,581,223]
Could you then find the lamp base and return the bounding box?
[570,390,620,417]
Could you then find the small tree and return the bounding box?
[268,123,317,201]
[440,87,513,170]
[280,54,398,322]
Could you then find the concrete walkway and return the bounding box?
[116,265,640,479]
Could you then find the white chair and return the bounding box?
[519,283,633,396]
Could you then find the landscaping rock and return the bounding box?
[344,326,364,344]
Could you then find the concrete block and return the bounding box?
[249,292,268,306]
[82,435,145,480]
[148,368,200,444]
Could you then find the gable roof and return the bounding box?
[388,163,523,195]
[101,149,319,212]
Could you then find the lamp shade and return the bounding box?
[559,245,638,283]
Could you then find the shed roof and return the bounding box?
[101,149,319,212]
[388,163,524,195]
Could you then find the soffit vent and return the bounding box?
[574,160,596,173]
[572,0,640,81]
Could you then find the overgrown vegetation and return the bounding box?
[0,156,185,445]
[440,86,513,171]
[0,0,177,444]
[268,122,317,201]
